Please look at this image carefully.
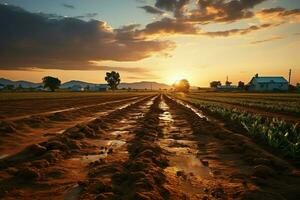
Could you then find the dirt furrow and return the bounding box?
[157,95,213,199]
[0,95,157,200]
[164,95,300,200]
[79,95,170,199]
[0,95,151,159]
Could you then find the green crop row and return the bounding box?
[175,95,300,159]
[188,94,300,116]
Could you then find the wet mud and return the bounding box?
[0,93,299,200]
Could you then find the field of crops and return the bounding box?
[0,91,299,199]
[173,92,300,159]
[188,92,300,117]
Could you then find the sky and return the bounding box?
[0,0,299,86]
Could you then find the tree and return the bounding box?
[42,76,61,92]
[210,81,221,88]
[173,79,190,93]
[238,81,245,89]
[225,81,232,86]
[105,71,120,90]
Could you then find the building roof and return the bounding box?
[250,76,288,84]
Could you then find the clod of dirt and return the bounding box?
[40,150,63,163]
[25,144,47,157]
[80,125,96,137]
[24,116,48,128]
[200,159,209,167]
[252,165,275,178]
[87,119,105,131]
[31,159,50,168]
[45,140,68,151]
[252,158,271,166]
[15,167,40,181]
[90,180,112,194]
[48,113,68,121]
[95,192,114,200]
[211,187,226,198]
[108,148,113,154]
[67,139,81,150]
[176,170,187,180]
[68,131,85,140]
[0,120,16,134]
[45,167,65,179]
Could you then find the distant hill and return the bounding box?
[0,78,172,90]
[0,78,42,88]
[60,80,106,89]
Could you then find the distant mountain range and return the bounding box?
[0,78,172,90]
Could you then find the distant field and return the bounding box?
[0,91,155,118]
[0,91,154,101]
[185,91,300,118]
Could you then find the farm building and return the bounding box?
[247,74,288,92]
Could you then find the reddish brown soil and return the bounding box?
[0,93,299,200]
[0,95,151,158]
[0,93,144,118]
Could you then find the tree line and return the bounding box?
[42,71,122,92]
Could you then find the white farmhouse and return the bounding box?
[248,74,289,92]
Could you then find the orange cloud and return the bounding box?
[0,4,174,70]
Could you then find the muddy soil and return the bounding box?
[0,93,147,118]
[0,95,151,159]
[0,93,299,200]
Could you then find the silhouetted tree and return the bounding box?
[210,81,221,88]
[105,71,120,90]
[238,81,245,89]
[173,79,190,93]
[42,76,61,92]
[225,81,232,86]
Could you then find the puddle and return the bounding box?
[166,154,210,179]
[159,101,173,123]
[110,130,130,136]
[167,96,209,121]
[159,97,211,180]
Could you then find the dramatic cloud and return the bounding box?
[139,5,164,15]
[141,17,199,35]
[153,0,266,23]
[250,36,284,44]
[154,0,190,17]
[257,7,300,23]
[201,23,274,37]
[62,3,75,9]
[0,4,174,70]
